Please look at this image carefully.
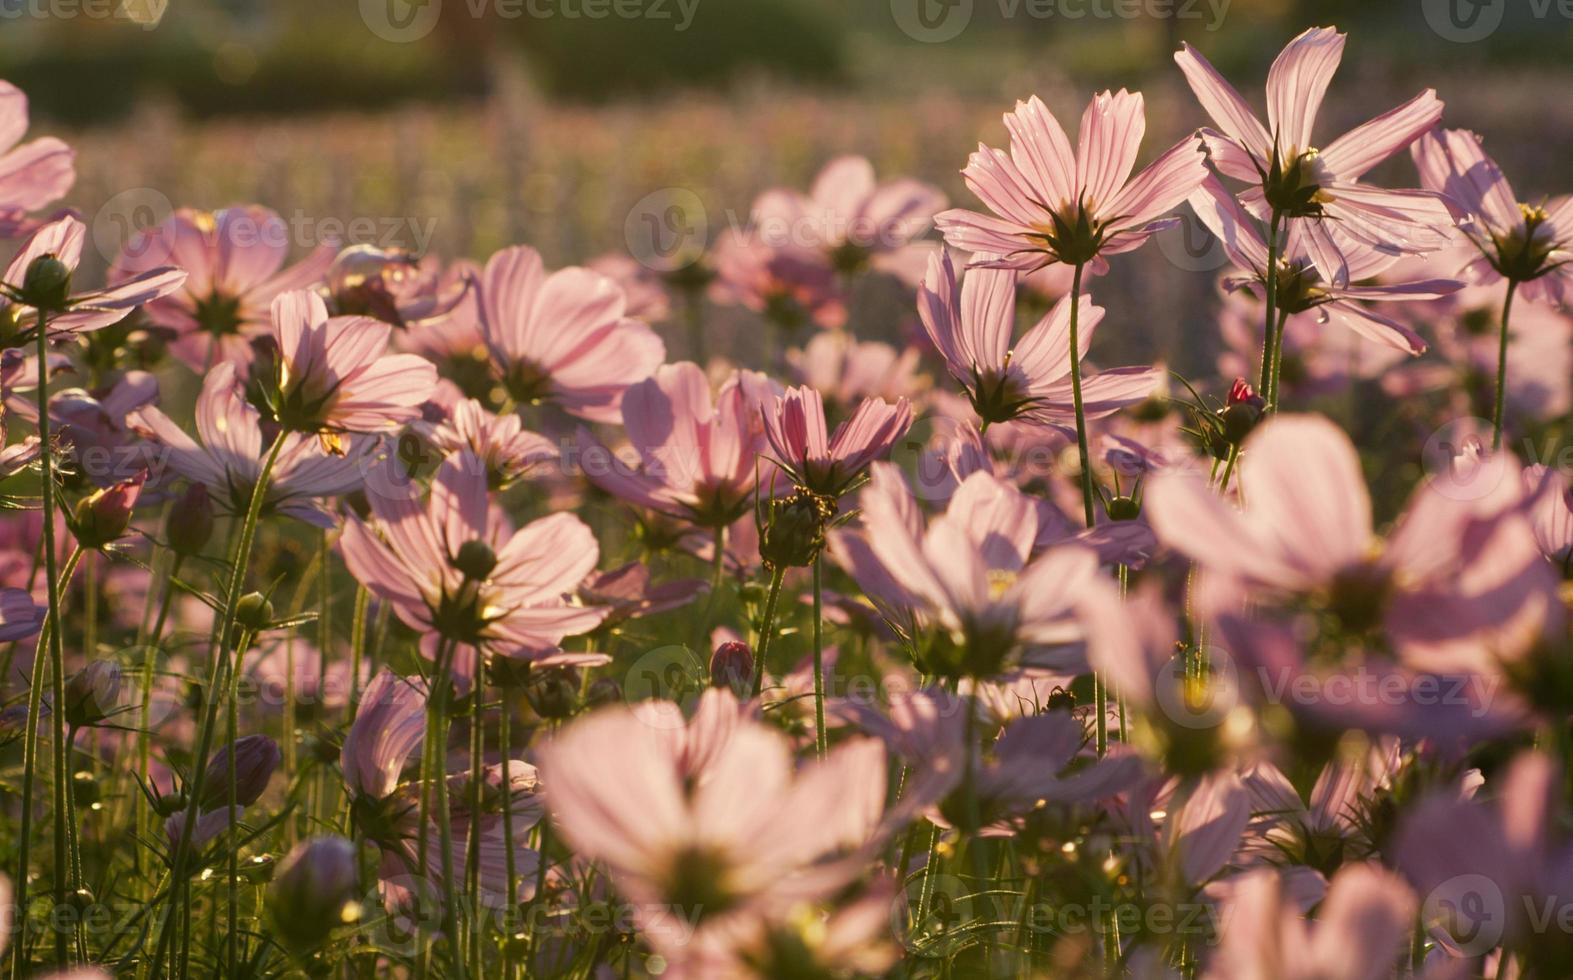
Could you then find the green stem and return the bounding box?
[136,553,182,889]
[468,651,486,971]
[499,692,520,945]
[750,566,787,698]
[10,543,82,979]
[1065,261,1096,529]
[428,641,466,978]
[1259,210,1282,404]
[225,627,256,978]
[147,428,288,979]
[1492,279,1519,451]
[1265,308,1290,413]
[811,559,826,760]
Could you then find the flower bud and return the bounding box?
[452,540,498,581]
[524,667,579,720]
[167,483,215,557]
[709,641,753,696]
[267,836,362,953]
[71,472,145,548]
[235,592,274,633]
[199,734,282,810]
[1105,495,1141,521]
[759,490,832,570]
[1220,378,1265,446]
[64,660,123,728]
[19,254,72,311]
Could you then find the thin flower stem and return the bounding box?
[11,544,82,979]
[147,427,288,980]
[1065,261,1096,529]
[136,553,182,889]
[349,585,370,706]
[499,691,520,948]
[1265,309,1290,412]
[1259,211,1283,405]
[468,650,486,971]
[224,626,256,978]
[1491,279,1519,451]
[429,641,466,979]
[811,559,826,761]
[750,566,787,698]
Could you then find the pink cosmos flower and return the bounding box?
[476,244,665,423]
[841,462,1108,676]
[0,586,44,643]
[1214,288,1408,402]
[1204,863,1416,980]
[128,362,375,528]
[1189,176,1461,354]
[1412,127,1573,304]
[0,80,74,235]
[339,450,607,692]
[1395,752,1573,966]
[708,227,846,331]
[788,331,927,409]
[110,206,337,369]
[750,155,946,276]
[260,290,436,439]
[414,397,558,489]
[587,251,672,322]
[577,362,779,530]
[762,385,911,498]
[917,250,1161,430]
[1145,414,1562,675]
[1525,465,1573,573]
[319,244,469,328]
[49,370,160,487]
[340,669,428,803]
[537,704,887,963]
[1,215,187,341]
[1174,27,1451,278]
[935,90,1207,272]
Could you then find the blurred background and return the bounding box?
[3,0,1571,371]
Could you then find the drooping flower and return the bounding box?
[1189,175,1461,354]
[476,244,665,423]
[577,361,779,530]
[258,290,436,443]
[750,155,946,276]
[762,385,911,498]
[339,450,607,692]
[0,80,75,235]
[0,215,187,344]
[110,205,337,368]
[128,361,375,528]
[935,90,1207,272]
[1174,27,1451,279]
[1412,127,1573,304]
[917,250,1160,431]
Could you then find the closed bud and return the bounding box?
[585,676,622,708]
[199,734,281,810]
[235,592,274,633]
[1220,378,1266,446]
[452,539,498,581]
[168,483,215,556]
[64,660,123,728]
[267,835,362,954]
[524,667,579,720]
[19,254,72,311]
[759,490,832,570]
[72,472,145,548]
[1106,495,1141,521]
[709,641,753,696]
